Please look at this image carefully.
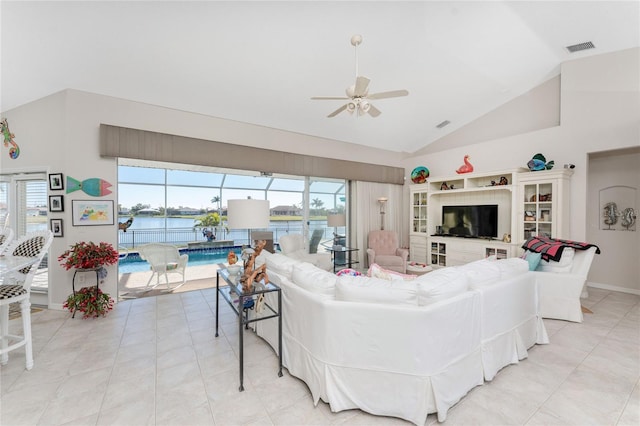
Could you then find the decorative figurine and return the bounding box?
[227,251,238,265]
[118,217,134,232]
[602,202,619,229]
[527,153,554,171]
[440,182,449,190]
[456,155,474,174]
[621,207,637,231]
[239,240,269,293]
[1,118,20,159]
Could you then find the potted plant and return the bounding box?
[58,241,119,318]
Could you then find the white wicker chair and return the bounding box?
[138,243,188,291]
[0,230,53,370]
[0,228,14,254]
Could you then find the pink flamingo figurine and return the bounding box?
[456,155,474,174]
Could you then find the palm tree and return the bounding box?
[311,198,324,215]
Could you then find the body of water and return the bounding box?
[118,216,333,248]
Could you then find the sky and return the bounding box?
[117,166,345,212]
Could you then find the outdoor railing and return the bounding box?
[118,225,332,249]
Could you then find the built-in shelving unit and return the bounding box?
[408,168,573,268]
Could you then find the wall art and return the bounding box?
[48,173,64,190]
[50,218,64,237]
[49,195,64,212]
[72,200,114,226]
[66,176,112,197]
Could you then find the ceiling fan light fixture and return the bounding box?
[347,101,357,112]
[360,100,371,112]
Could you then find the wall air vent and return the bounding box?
[566,41,595,53]
[436,120,451,129]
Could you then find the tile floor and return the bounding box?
[1,287,638,426]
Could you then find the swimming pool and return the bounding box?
[118,246,243,273]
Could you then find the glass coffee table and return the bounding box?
[215,265,282,391]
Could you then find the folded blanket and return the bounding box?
[522,236,601,262]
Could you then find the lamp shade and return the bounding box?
[327,213,346,227]
[227,199,270,229]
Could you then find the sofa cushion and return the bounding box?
[495,257,530,277]
[265,253,298,279]
[415,267,469,305]
[455,258,501,289]
[336,275,418,306]
[536,248,574,273]
[368,263,416,281]
[292,263,337,298]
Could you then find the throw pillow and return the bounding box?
[265,253,298,279]
[522,251,542,271]
[336,268,363,277]
[368,263,416,281]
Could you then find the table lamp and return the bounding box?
[327,213,346,247]
[227,199,270,247]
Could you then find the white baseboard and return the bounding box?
[48,303,65,311]
[587,281,640,296]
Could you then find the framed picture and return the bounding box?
[50,218,64,237]
[49,195,64,212]
[48,173,64,190]
[72,200,114,226]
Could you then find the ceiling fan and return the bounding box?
[311,34,409,118]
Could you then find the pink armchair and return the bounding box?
[366,230,409,273]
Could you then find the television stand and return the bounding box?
[429,236,517,268]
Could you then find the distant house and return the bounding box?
[136,208,161,216]
[119,207,130,215]
[271,205,301,216]
[176,207,200,216]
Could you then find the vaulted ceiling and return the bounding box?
[1,1,638,154]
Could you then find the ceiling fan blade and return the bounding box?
[327,104,348,118]
[368,104,382,117]
[311,96,350,100]
[353,76,370,97]
[367,89,409,100]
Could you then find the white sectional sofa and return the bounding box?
[277,233,333,271]
[253,253,548,424]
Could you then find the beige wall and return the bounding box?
[403,48,639,293]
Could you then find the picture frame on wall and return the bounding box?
[50,218,63,237]
[72,200,114,226]
[48,173,64,191]
[49,195,64,212]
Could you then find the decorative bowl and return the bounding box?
[227,264,241,275]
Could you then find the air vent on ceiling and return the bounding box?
[566,41,595,53]
[436,120,451,129]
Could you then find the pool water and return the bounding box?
[118,247,242,273]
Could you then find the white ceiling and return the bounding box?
[1,1,638,154]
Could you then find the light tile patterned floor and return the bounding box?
[1,287,638,425]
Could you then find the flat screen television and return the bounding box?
[441,205,498,238]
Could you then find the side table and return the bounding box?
[327,246,359,273]
[215,265,283,391]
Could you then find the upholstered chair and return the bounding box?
[366,230,409,273]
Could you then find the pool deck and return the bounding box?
[118,263,223,299]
